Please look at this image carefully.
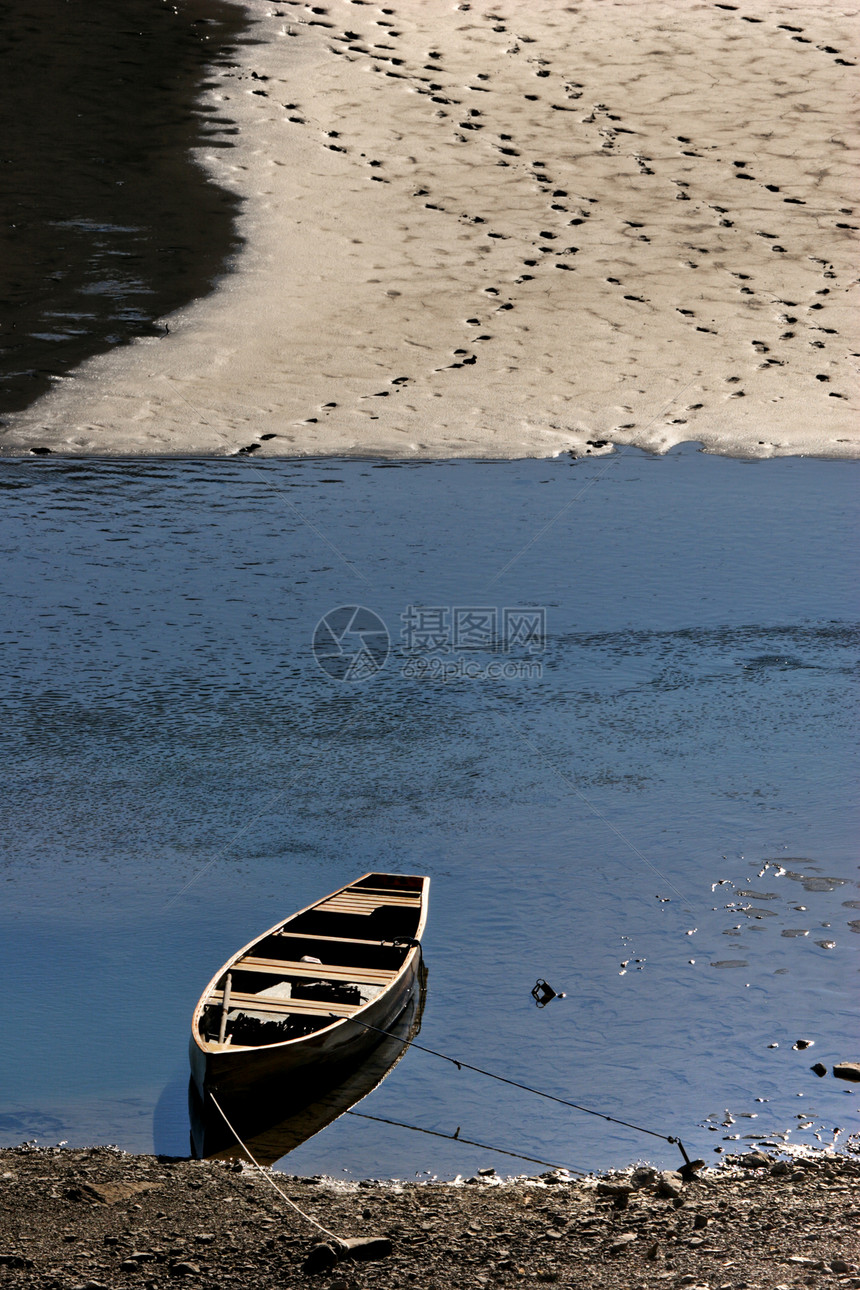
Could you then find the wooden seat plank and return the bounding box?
[209,989,359,1019]
[234,956,395,985]
[353,887,422,900]
[322,897,417,908]
[274,930,395,948]
[342,890,420,902]
[317,891,420,910]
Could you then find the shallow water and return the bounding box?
[0,0,245,417]
[0,447,857,1178]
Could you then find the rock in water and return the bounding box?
[833,1061,860,1082]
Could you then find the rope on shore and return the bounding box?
[208,1090,343,1242]
[346,1109,586,1174]
[349,1016,691,1161]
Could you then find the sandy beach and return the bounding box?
[2,0,857,460]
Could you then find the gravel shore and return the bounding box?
[2,1145,859,1289]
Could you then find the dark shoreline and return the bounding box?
[1,1145,859,1288]
[0,0,248,419]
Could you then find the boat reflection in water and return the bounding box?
[189,963,427,1164]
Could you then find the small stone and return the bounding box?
[84,1180,158,1205]
[770,1160,791,1176]
[169,1262,201,1276]
[693,1213,708,1230]
[339,1236,393,1261]
[737,1150,771,1168]
[645,1241,660,1260]
[477,1167,496,1177]
[833,1061,860,1082]
[811,1062,827,1077]
[597,1181,631,1207]
[609,1232,637,1253]
[793,1039,814,1050]
[656,1171,683,1197]
[194,1234,216,1244]
[304,1242,340,1273]
[832,1259,858,1274]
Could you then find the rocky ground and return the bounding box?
[1,1145,859,1289]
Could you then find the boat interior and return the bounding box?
[199,875,425,1049]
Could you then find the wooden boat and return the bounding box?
[190,872,429,1100]
[189,959,427,1163]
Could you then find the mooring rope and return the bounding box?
[346,1109,586,1174]
[349,1016,687,1154]
[208,1090,343,1242]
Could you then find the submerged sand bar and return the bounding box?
[5,0,858,459]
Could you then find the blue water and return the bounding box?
[0,447,857,1178]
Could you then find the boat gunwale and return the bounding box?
[190,872,428,1057]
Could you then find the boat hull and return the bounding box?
[189,873,429,1102]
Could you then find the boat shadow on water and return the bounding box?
[188,962,427,1165]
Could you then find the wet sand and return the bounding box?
[1,1145,859,1288]
[2,0,858,459]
